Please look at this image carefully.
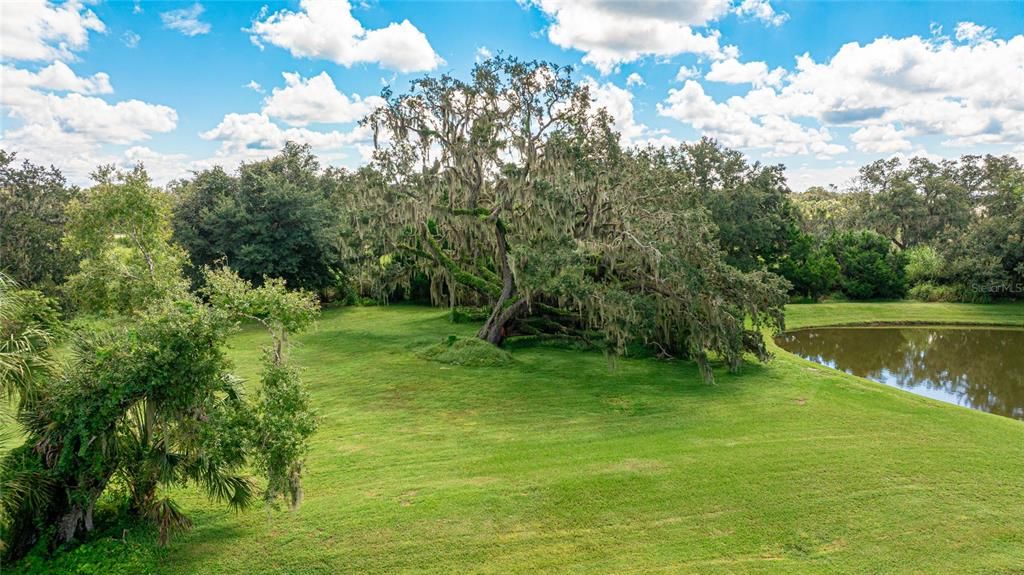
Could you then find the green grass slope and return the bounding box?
[8,302,1024,574]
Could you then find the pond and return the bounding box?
[776,326,1024,420]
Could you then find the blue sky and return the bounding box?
[2,0,1023,189]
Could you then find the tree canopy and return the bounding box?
[356,57,788,380]
[171,143,347,296]
[0,152,79,296]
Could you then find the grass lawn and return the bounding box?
[7,302,1024,574]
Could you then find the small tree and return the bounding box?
[203,267,319,508]
[778,233,840,301]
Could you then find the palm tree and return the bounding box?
[0,273,55,555]
[0,273,53,404]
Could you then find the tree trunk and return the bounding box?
[477,220,522,345]
[56,505,85,544]
[84,501,95,532]
[479,299,528,344]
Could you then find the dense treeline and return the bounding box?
[1,55,1022,563]
[796,155,1024,301]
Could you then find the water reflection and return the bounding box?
[776,327,1024,420]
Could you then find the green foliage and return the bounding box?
[0,151,79,296]
[791,186,861,239]
[203,267,319,362]
[681,140,800,272]
[361,56,787,382]
[777,233,840,301]
[170,143,347,296]
[853,156,974,249]
[449,307,490,324]
[0,297,251,560]
[418,336,515,367]
[0,275,57,409]
[250,353,318,508]
[907,282,965,303]
[827,230,908,300]
[904,245,945,285]
[801,154,1022,302]
[202,266,320,508]
[63,165,187,314]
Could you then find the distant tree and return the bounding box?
[827,230,908,300]
[359,57,787,380]
[792,186,860,239]
[855,158,925,249]
[943,155,1024,298]
[63,165,187,314]
[674,139,800,272]
[0,151,79,295]
[171,143,346,296]
[777,233,840,301]
[853,156,976,250]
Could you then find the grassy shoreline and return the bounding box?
[8,302,1024,574]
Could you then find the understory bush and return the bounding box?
[418,336,514,367]
[827,230,908,300]
[907,282,962,302]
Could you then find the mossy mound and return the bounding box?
[417,336,514,367]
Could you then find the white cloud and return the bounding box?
[261,71,384,126]
[787,164,860,192]
[528,0,735,74]
[475,46,493,62]
[625,72,645,87]
[244,80,264,94]
[954,21,995,44]
[850,124,912,153]
[658,80,846,158]
[7,93,177,144]
[198,112,373,168]
[659,27,1024,160]
[675,65,700,82]
[585,79,677,148]
[733,0,788,27]
[160,3,211,37]
[249,0,443,73]
[2,61,112,96]
[1,88,179,184]
[705,58,785,87]
[122,31,141,48]
[122,146,191,184]
[0,0,105,62]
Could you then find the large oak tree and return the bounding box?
[357,57,787,380]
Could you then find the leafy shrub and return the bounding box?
[908,282,961,302]
[827,230,907,300]
[904,245,945,285]
[778,232,840,301]
[418,336,514,367]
